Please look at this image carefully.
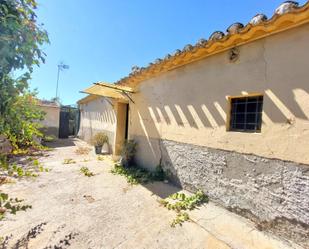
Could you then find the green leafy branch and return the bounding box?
[0,193,32,220]
[160,190,208,227]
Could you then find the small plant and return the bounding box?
[33,159,40,167]
[16,167,24,177]
[0,192,32,220]
[12,148,30,155]
[97,156,105,161]
[0,157,49,178]
[29,159,49,174]
[0,155,9,171]
[162,190,208,212]
[39,145,53,151]
[160,190,208,227]
[91,132,108,147]
[170,212,190,227]
[63,158,76,164]
[75,147,91,155]
[80,167,94,177]
[121,140,137,167]
[91,132,108,155]
[27,157,36,162]
[42,135,56,142]
[38,165,49,172]
[110,164,165,185]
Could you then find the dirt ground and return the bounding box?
[0,139,302,249]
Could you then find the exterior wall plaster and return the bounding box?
[128,24,309,245]
[130,24,309,166]
[78,96,116,153]
[38,105,60,137]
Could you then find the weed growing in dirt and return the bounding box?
[80,167,94,177]
[27,157,37,162]
[170,212,190,227]
[0,156,9,171]
[75,147,91,155]
[0,176,15,185]
[7,163,38,178]
[1,156,48,178]
[42,135,56,142]
[33,159,39,167]
[39,166,50,172]
[97,156,105,161]
[63,159,76,164]
[35,145,53,151]
[33,160,50,173]
[110,164,165,185]
[160,190,208,227]
[160,190,208,212]
[0,193,32,220]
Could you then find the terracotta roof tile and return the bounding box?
[110,1,309,88]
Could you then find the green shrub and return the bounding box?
[0,0,49,149]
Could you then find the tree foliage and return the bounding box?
[0,0,49,148]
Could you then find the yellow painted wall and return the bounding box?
[114,102,128,155]
[129,23,309,166]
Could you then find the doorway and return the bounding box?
[124,104,129,140]
[114,102,129,155]
[59,105,80,138]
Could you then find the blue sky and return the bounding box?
[30,0,307,105]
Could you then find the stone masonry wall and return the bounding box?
[160,139,309,247]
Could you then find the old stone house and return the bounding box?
[78,1,309,246]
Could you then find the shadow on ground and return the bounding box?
[44,138,77,148]
[143,181,181,199]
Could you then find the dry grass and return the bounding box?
[0,176,15,185]
[75,147,92,155]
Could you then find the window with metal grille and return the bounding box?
[229,95,263,132]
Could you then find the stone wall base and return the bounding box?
[157,139,309,247]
